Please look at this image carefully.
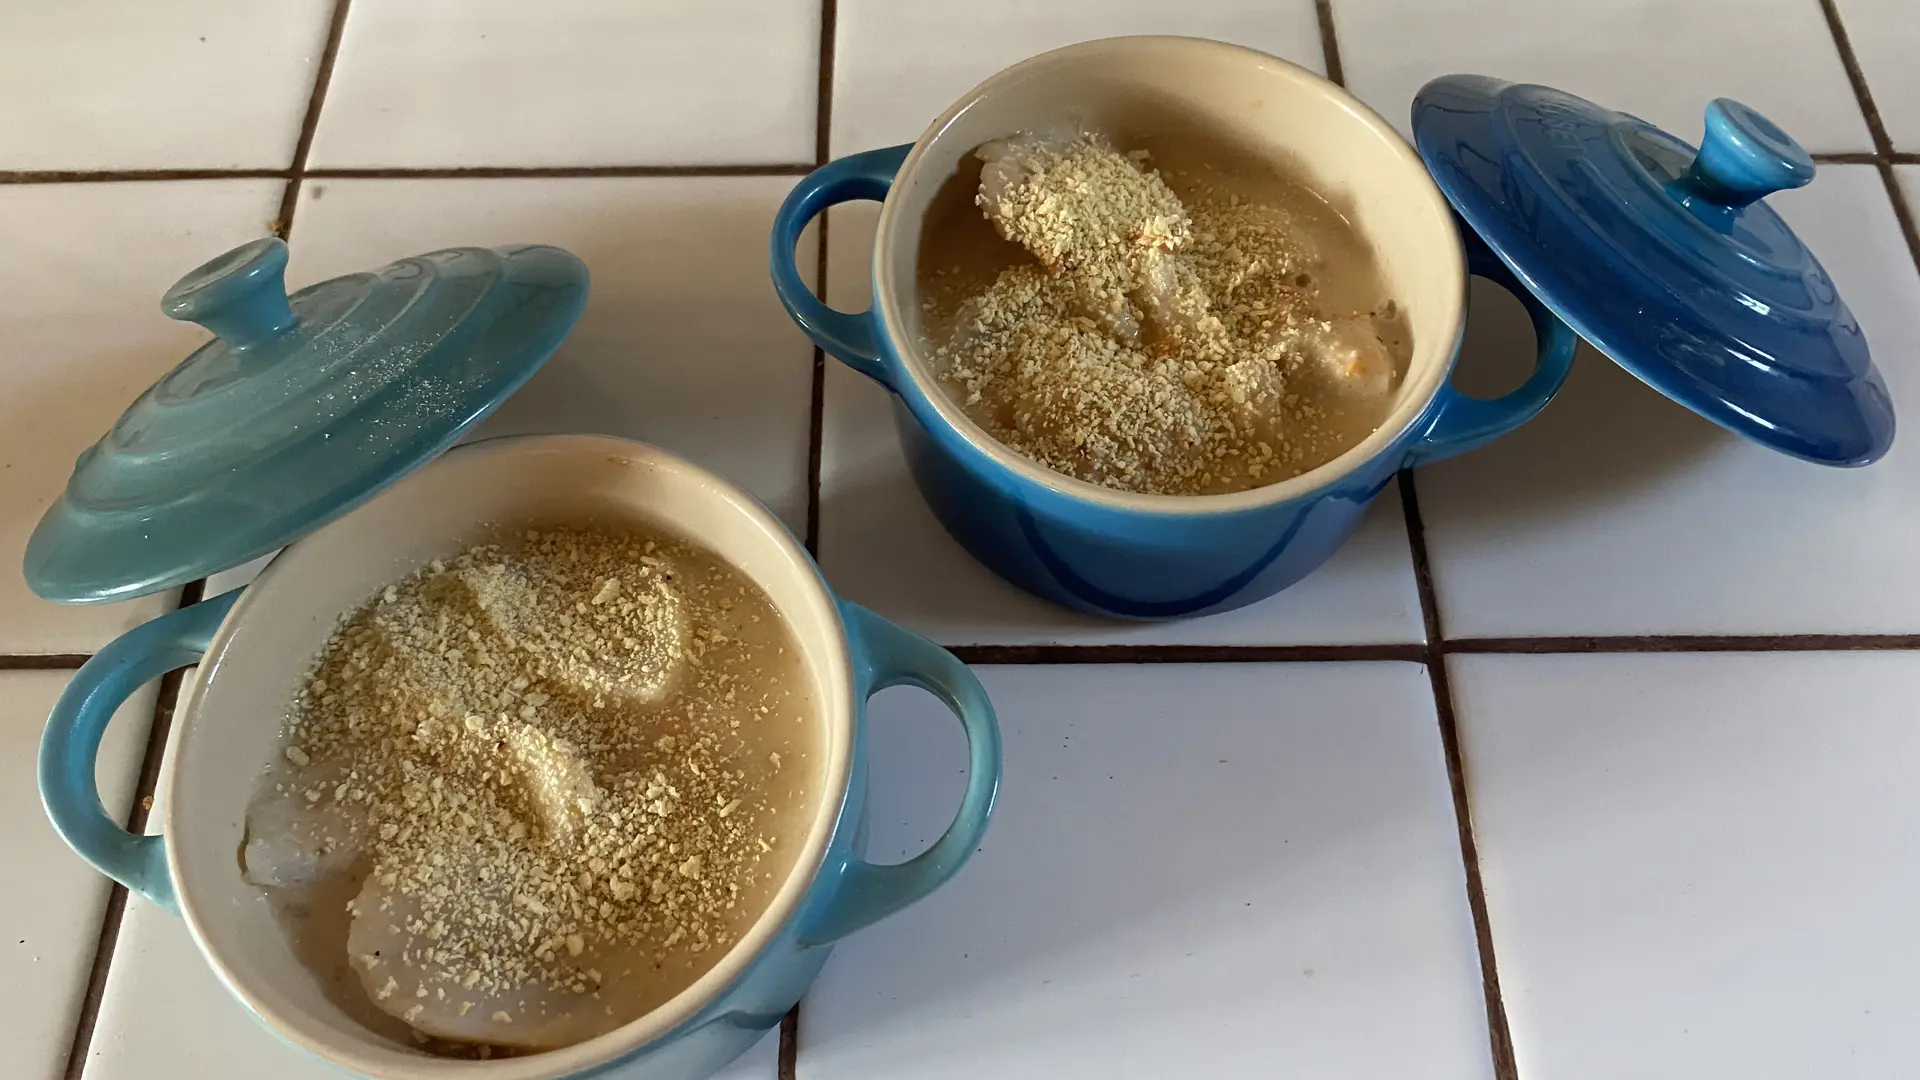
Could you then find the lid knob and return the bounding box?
[160,237,298,350]
[1679,99,1814,208]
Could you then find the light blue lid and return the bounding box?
[1413,76,1895,467]
[25,237,589,603]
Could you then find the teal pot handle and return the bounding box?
[1404,226,1580,468]
[769,145,911,388]
[39,589,240,912]
[801,602,1001,946]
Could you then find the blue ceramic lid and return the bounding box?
[1412,75,1895,466]
[25,237,589,603]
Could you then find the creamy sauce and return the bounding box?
[915,131,1410,493]
[243,521,824,1057]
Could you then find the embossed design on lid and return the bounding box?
[1415,76,1894,466]
[26,237,590,603]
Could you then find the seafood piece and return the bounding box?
[1286,314,1399,401]
[242,762,369,889]
[973,131,1196,344]
[446,554,686,707]
[1129,247,1217,340]
[346,861,608,1050]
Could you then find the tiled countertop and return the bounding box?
[3,2,1917,1078]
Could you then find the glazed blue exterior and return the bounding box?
[41,591,999,1080]
[772,147,1579,619]
[25,238,591,605]
[1414,77,1895,467]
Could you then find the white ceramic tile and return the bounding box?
[717,1030,782,1080]
[1415,165,1920,636]
[86,745,782,1080]
[829,0,1325,157]
[88,900,782,1079]
[202,552,279,601]
[0,671,157,1080]
[1899,165,1920,218]
[85,733,340,1080]
[715,1030,781,1080]
[817,203,1423,645]
[1838,0,1920,150]
[1334,0,1872,153]
[309,0,819,168]
[84,890,371,1080]
[0,181,284,654]
[285,176,818,530]
[1451,651,1920,1080]
[0,2,334,170]
[799,664,1490,1078]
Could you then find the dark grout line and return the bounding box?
[1449,633,1920,654]
[953,642,1427,665]
[12,9,897,205]
[790,4,834,1065]
[0,168,290,185]
[56,698,178,1080]
[288,0,355,173]
[1814,0,1920,285]
[57,578,204,1080]
[309,163,817,180]
[1813,152,1883,164]
[815,0,838,165]
[779,1002,799,1080]
[804,347,827,555]
[1400,471,1519,1080]
[274,0,355,238]
[0,654,90,670]
[1817,0,1895,157]
[1428,655,1519,1080]
[1313,0,1346,87]
[1874,163,1920,284]
[802,0,837,563]
[9,630,1919,675]
[1399,472,1444,649]
[275,179,298,239]
[60,885,127,1080]
[8,630,1919,674]
[0,163,830,186]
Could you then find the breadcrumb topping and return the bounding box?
[244,527,810,1052]
[932,131,1402,495]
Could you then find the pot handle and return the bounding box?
[1403,228,1580,468]
[769,145,911,389]
[39,589,240,912]
[800,602,1001,947]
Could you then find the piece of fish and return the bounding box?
[242,762,369,889]
[345,861,602,1050]
[974,131,1201,346]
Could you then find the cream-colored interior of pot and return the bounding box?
[874,36,1469,511]
[164,434,852,1080]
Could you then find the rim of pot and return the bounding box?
[874,35,1469,517]
[172,434,858,1079]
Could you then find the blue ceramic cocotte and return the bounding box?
[27,234,1001,1078]
[772,38,1890,620]
[41,531,1000,1080]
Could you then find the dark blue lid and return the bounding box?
[1413,75,1894,467]
[25,237,589,603]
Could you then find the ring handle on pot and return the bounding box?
[769,144,911,389]
[39,589,240,912]
[800,602,1001,947]
[1403,226,1579,469]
